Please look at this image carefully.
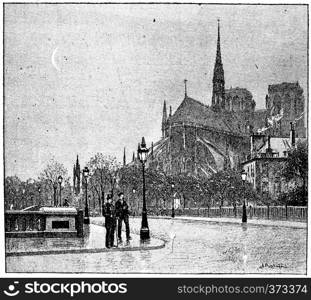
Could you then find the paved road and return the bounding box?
[6,217,306,274]
[6,224,164,256]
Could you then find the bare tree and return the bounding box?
[38,158,71,206]
[87,153,121,214]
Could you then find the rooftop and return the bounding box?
[169,96,246,135]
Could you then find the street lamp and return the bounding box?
[241,170,247,223]
[171,182,175,218]
[241,170,247,182]
[83,166,90,224]
[132,187,137,216]
[22,188,25,209]
[138,137,150,241]
[58,175,63,206]
[38,186,41,207]
[53,181,58,207]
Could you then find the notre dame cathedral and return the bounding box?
[148,20,306,177]
[74,20,306,185]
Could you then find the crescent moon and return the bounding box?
[51,47,60,71]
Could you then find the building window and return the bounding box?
[262,181,269,193]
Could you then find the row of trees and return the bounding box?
[5,155,257,212]
[4,158,72,210]
[80,154,261,215]
[117,166,261,211]
[85,140,308,211]
[4,140,308,211]
[277,141,308,206]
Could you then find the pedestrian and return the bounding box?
[103,194,116,248]
[115,192,131,242]
[233,201,237,217]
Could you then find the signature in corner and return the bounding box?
[259,262,288,269]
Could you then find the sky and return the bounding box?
[4,4,308,180]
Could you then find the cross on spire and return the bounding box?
[184,79,188,97]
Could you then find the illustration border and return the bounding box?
[2,1,309,276]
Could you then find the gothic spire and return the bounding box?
[123,147,126,166]
[216,19,222,67]
[184,79,188,98]
[212,19,225,110]
[161,100,167,138]
[137,143,140,159]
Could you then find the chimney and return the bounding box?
[184,79,188,97]
[250,133,254,158]
[290,122,296,147]
[266,135,273,157]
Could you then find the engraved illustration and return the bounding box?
[3,4,307,274]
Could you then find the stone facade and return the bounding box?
[266,82,305,137]
[225,87,256,113]
[242,125,306,200]
[252,82,306,137]
[242,157,287,201]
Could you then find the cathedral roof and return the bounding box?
[169,96,246,135]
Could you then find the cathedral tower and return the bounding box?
[212,20,226,110]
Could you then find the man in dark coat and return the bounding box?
[115,192,131,242]
[63,199,69,207]
[103,194,116,248]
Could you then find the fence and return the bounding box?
[131,205,307,221]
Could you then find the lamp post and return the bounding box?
[22,188,25,209]
[83,166,90,224]
[53,181,58,207]
[138,137,150,241]
[38,186,41,207]
[241,170,247,223]
[132,187,137,216]
[58,175,63,206]
[171,182,175,218]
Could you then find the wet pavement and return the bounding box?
[160,215,307,229]
[6,224,165,256]
[6,217,306,274]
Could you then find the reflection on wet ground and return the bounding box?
[6,217,306,274]
[6,224,164,255]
